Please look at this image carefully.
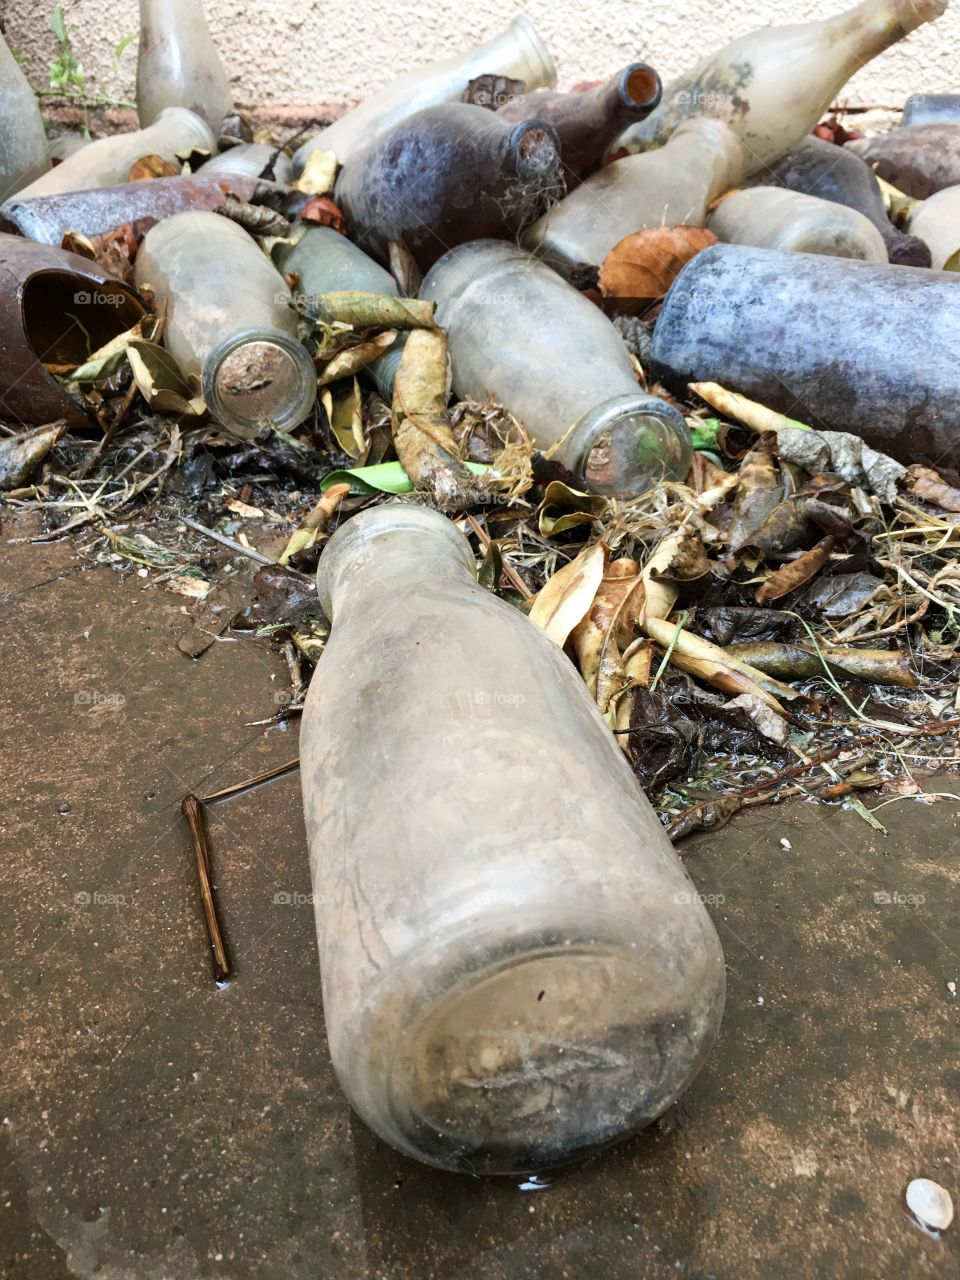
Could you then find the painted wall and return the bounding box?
[2,0,957,113]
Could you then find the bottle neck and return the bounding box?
[827,0,943,63]
[666,123,744,197]
[318,506,478,620]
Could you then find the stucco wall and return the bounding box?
[2,0,957,112]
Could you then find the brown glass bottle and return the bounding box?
[334,103,562,270]
[496,63,661,183]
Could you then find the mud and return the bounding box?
[1,512,957,1279]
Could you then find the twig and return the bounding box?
[198,757,299,804]
[181,794,231,982]
[179,515,276,566]
[464,513,534,600]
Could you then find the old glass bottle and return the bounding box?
[708,186,888,261]
[496,63,661,183]
[651,243,960,464]
[134,211,316,434]
[335,104,563,271]
[615,0,948,173]
[200,142,292,184]
[421,240,691,496]
[753,135,931,266]
[272,224,406,399]
[301,502,725,1175]
[909,185,960,269]
[0,31,50,198]
[523,118,743,279]
[14,107,214,200]
[903,93,960,127]
[848,122,960,199]
[136,0,232,133]
[293,14,556,173]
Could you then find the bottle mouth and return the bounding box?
[315,502,477,617]
[565,393,692,498]
[508,119,562,181]
[618,62,662,114]
[509,15,557,87]
[202,327,317,436]
[894,0,947,32]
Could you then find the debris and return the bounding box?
[0,421,68,490]
[599,226,718,312]
[905,1178,954,1232]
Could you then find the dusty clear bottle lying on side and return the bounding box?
[199,142,292,184]
[0,31,50,198]
[335,104,563,271]
[523,118,743,279]
[293,15,556,173]
[496,63,661,183]
[272,224,406,399]
[134,211,316,434]
[614,0,948,173]
[136,0,232,133]
[651,243,960,464]
[14,107,214,200]
[708,186,888,261]
[752,135,931,266]
[301,502,725,1175]
[420,240,691,495]
[903,93,960,127]
[848,122,960,199]
[909,184,960,268]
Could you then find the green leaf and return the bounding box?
[944,249,960,273]
[51,6,68,42]
[320,460,489,495]
[113,32,138,59]
[689,417,723,451]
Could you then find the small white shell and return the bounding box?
[906,1178,954,1232]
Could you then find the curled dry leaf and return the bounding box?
[571,558,645,707]
[295,150,339,197]
[318,330,398,385]
[528,541,608,649]
[755,535,836,603]
[599,227,717,313]
[907,464,960,513]
[300,195,347,233]
[691,382,810,434]
[129,154,180,181]
[726,641,918,689]
[308,291,435,331]
[0,420,68,490]
[279,483,352,565]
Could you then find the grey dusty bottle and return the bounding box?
[708,186,888,261]
[751,135,931,266]
[651,243,960,465]
[848,123,960,199]
[301,502,725,1174]
[0,31,50,198]
[335,104,563,271]
[136,0,232,133]
[496,63,661,183]
[902,94,960,127]
[272,224,406,399]
[420,240,691,496]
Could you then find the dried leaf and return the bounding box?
[129,154,180,181]
[724,693,789,744]
[727,449,784,561]
[0,420,68,490]
[391,329,483,508]
[388,240,422,297]
[167,574,212,600]
[776,427,906,504]
[691,382,811,434]
[537,480,603,536]
[726,642,918,689]
[299,195,347,233]
[571,558,644,704]
[217,195,291,238]
[756,535,836,603]
[907,465,960,513]
[529,542,608,648]
[599,227,717,313]
[305,291,434,331]
[279,483,351,564]
[321,379,365,459]
[126,340,206,417]
[295,150,339,196]
[318,330,398,386]
[224,498,263,518]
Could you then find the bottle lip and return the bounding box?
[617,63,662,114]
[506,118,562,180]
[316,502,477,617]
[565,392,692,497]
[201,326,317,435]
[509,15,557,87]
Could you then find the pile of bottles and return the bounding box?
[1,0,957,1174]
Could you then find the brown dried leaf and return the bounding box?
[755,535,836,604]
[571,558,644,704]
[529,542,608,649]
[599,227,718,313]
[129,154,181,181]
[300,196,347,234]
[907,464,960,513]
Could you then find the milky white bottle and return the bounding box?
[909,185,960,268]
[523,118,743,278]
[615,0,948,174]
[708,186,888,261]
[0,32,50,198]
[136,0,232,133]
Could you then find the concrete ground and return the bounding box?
[1,511,958,1280]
